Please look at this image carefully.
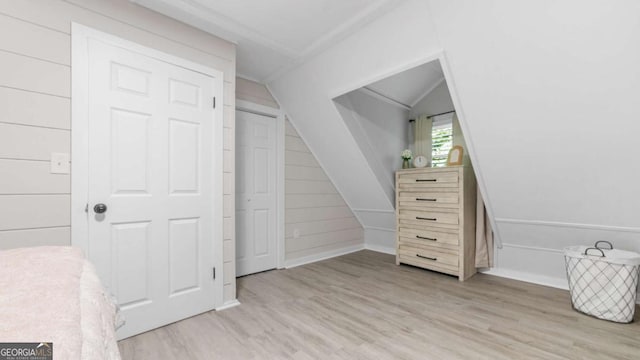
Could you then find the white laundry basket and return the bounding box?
[564,241,640,323]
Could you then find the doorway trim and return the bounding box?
[71,23,225,307]
[236,99,285,270]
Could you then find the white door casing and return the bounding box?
[235,110,278,276]
[71,25,224,339]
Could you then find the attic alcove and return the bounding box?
[332,59,461,207]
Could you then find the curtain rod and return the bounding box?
[408,110,456,122]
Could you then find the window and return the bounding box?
[431,115,453,167]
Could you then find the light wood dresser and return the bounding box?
[395,166,477,281]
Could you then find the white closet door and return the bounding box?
[236,110,277,276]
[86,39,218,339]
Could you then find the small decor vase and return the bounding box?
[402,159,411,169]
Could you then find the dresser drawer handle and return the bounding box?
[416,179,437,182]
[416,254,437,261]
[416,198,436,202]
[416,235,437,241]
[416,217,437,221]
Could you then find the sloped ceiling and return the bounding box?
[365,60,444,108]
[131,0,401,82]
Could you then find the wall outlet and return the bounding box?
[293,229,300,239]
[50,153,70,174]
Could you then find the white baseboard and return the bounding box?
[482,267,640,304]
[284,244,365,269]
[364,243,396,255]
[481,267,568,290]
[216,299,241,311]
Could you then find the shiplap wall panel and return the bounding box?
[0,227,70,248]
[223,150,233,172]
[223,217,234,239]
[286,238,363,260]
[284,119,363,261]
[223,128,234,151]
[0,0,237,304]
[0,13,70,65]
[286,194,347,209]
[285,217,361,238]
[284,136,308,153]
[284,165,329,181]
[223,81,235,106]
[0,0,234,77]
[285,206,355,223]
[223,195,233,217]
[285,122,298,136]
[0,124,69,160]
[63,0,235,59]
[0,51,70,97]
[0,195,70,230]
[236,77,279,109]
[223,173,233,195]
[223,106,234,128]
[285,180,337,194]
[223,240,234,266]
[286,228,364,253]
[0,88,70,129]
[285,150,320,167]
[0,159,69,194]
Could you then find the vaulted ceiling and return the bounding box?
[132,0,401,82]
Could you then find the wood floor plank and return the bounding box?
[118,250,640,359]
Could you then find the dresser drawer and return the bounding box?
[399,236,458,255]
[399,244,459,266]
[398,246,459,276]
[398,209,458,226]
[397,170,459,190]
[398,191,459,209]
[398,227,459,246]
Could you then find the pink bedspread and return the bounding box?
[0,246,120,359]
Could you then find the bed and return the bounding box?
[0,246,121,359]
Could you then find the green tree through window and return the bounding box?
[432,124,453,167]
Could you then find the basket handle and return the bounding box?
[584,247,605,257]
[594,241,613,250]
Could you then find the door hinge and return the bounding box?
[212,267,216,280]
[213,97,216,109]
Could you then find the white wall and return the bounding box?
[346,91,409,190]
[333,91,408,206]
[0,0,238,304]
[236,77,280,109]
[427,0,640,285]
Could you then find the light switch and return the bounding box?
[50,153,70,174]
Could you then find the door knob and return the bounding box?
[94,203,108,214]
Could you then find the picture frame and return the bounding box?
[446,145,464,166]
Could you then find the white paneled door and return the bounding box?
[86,39,219,339]
[236,110,277,276]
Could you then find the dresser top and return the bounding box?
[396,165,467,174]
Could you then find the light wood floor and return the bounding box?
[118,250,640,359]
